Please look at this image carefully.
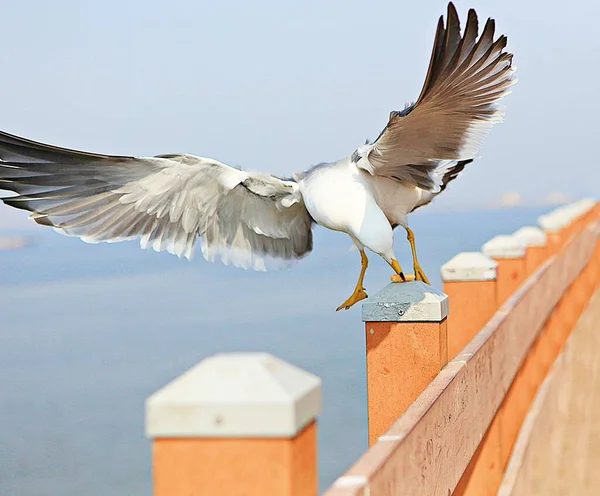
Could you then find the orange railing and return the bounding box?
[144,199,600,496]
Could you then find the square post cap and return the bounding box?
[538,209,572,232]
[512,226,547,247]
[441,251,498,282]
[362,280,448,322]
[555,203,583,224]
[569,198,596,218]
[482,235,525,259]
[145,352,322,438]
[575,198,596,213]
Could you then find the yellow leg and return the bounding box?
[405,227,431,285]
[336,250,369,311]
[390,258,416,283]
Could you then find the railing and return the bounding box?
[144,199,600,496]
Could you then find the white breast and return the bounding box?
[299,159,370,232]
[297,158,397,258]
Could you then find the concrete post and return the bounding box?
[146,352,322,496]
[566,200,590,236]
[512,226,548,276]
[558,200,597,238]
[511,227,551,429]
[482,235,527,307]
[538,211,569,255]
[564,203,600,336]
[580,199,599,227]
[584,204,600,291]
[481,235,528,469]
[551,204,591,338]
[362,281,448,446]
[538,209,574,377]
[442,252,501,496]
[441,252,498,359]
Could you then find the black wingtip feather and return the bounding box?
[439,159,473,193]
[442,3,462,69]
[2,197,33,212]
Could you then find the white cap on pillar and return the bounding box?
[538,209,571,233]
[512,226,547,247]
[482,235,526,259]
[556,203,583,225]
[441,252,498,282]
[145,352,322,438]
[577,198,596,213]
[362,280,448,322]
[569,198,596,218]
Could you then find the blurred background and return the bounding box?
[0,0,598,494]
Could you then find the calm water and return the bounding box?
[0,206,551,495]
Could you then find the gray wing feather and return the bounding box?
[0,132,313,270]
[356,3,515,193]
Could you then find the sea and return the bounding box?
[0,206,552,495]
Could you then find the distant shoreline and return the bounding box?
[0,235,30,250]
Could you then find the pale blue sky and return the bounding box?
[0,0,598,217]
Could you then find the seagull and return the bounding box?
[0,3,515,311]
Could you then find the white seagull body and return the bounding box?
[298,158,424,264]
[0,3,515,310]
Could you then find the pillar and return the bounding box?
[538,211,569,255]
[146,352,322,496]
[442,252,501,496]
[512,226,548,276]
[441,251,498,359]
[481,235,527,468]
[362,281,448,446]
[482,235,527,307]
[512,227,551,409]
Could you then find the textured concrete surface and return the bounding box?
[511,289,600,495]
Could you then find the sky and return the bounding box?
[0,0,598,228]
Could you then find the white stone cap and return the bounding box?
[579,198,596,211]
[537,213,560,232]
[540,199,596,232]
[441,252,497,282]
[570,198,596,217]
[362,280,448,322]
[557,204,581,224]
[538,210,571,232]
[145,352,322,438]
[512,226,547,247]
[482,235,526,259]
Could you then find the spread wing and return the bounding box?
[0,131,313,270]
[355,2,516,195]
